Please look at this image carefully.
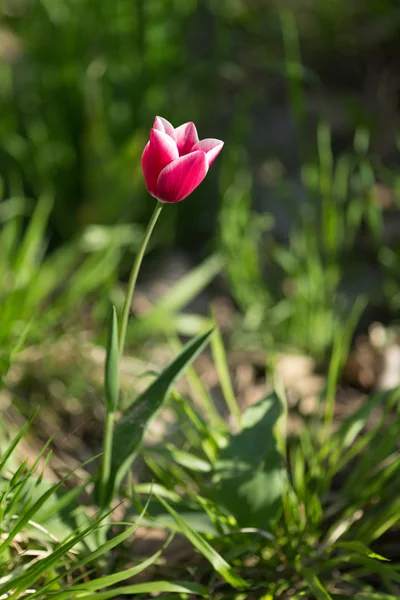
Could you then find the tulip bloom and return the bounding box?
[142,116,224,203]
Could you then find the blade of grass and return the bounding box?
[13,193,54,287]
[169,335,226,432]
[50,581,208,599]
[321,296,366,445]
[70,534,174,591]
[210,324,242,430]
[302,567,333,600]
[0,455,99,556]
[0,409,38,473]
[157,495,248,590]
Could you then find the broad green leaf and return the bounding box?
[104,305,119,413]
[302,567,333,600]
[105,329,213,502]
[212,394,286,527]
[158,496,248,589]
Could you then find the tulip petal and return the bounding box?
[192,138,224,166]
[156,151,208,203]
[142,129,179,196]
[153,116,176,140]
[175,122,199,155]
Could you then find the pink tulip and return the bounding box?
[142,116,224,203]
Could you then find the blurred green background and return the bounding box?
[1,0,400,360]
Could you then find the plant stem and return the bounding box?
[98,410,115,508]
[119,201,163,356]
[98,201,162,510]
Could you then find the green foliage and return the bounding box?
[0,188,138,382]
[1,2,400,598]
[211,324,243,430]
[100,328,214,505]
[219,119,399,360]
[0,416,146,598]
[0,0,221,241]
[212,395,286,528]
[2,282,400,598]
[158,496,248,590]
[133,332,400,598]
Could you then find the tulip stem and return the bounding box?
[119,201,163,357]
[97,200,162,512]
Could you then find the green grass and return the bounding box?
[0,185,139,385]
[2,323,400,598]
[1,2,400,598]
[220,100,399,362]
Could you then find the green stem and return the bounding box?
[119,201,163,356]
[98,201,162,510]
[98,411,115,508]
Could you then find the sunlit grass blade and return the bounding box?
[301,567,333,600]
[0,510,111,598]
[68,534,174,591]
[335,541,389,562]
[171,392,223,463]
[4,435,53,520]
[0,455,99,556]
[210,325,242,430]
[13,192,54,287]
[28,498,154,598]
[339,555,400,586]
[157,495,248,590]
[49,581,208,599]
[321,296,366,445]
[353,594,400,599]
[332,389,393,455]
[169,335,226,432]
[0,408,38,473]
